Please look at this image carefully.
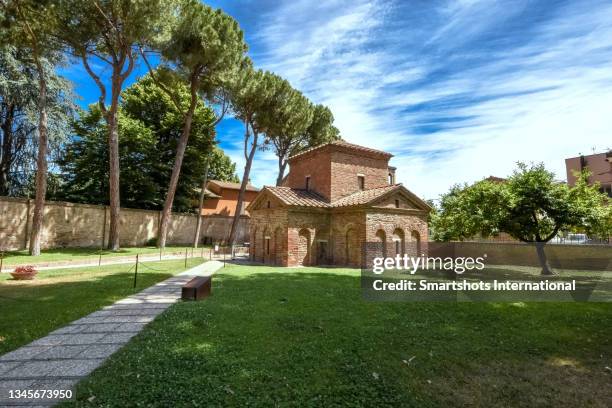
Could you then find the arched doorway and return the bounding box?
[274,227,283,265]
[263,227,270,264]
[250,228,257,261]
[297,229,310,266]
[411,230,421,256]
[375,229,386,258]
[392,228,405,257]
[345,228,359,267]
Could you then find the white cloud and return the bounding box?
[227,0,612,199]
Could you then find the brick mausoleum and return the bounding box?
[246,140,431,267]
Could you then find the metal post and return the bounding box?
[133,254,139,289]
[98,253,102,266]
[223,247,226,267]
[159,247,162,261]
[184,248,188,268]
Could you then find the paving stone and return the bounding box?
[49,325,85,335]
[102,315,154,323]
[71,316,107,325]
[79,323,121,333]
[29,336,66,347]
[106,308,141,316]
[100,332,139,344]
[33,345,91,360]
[62,333,108,346]
[79,344,123,359]
[0,346,51,362]
[4,361,54,377]
[0,361,21,375]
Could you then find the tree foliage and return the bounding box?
[432,163,609,242]
[56,76,237,212]
[0,45,73,196]
[431,163,610,274]
[260,76,340,185]
[141,0,247,248]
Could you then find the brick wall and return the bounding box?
[285,148,391,203]
[287,209,330,266]
[285,150,332,199]
[428,241,612,271]
[330,150,390,201]
[0,196,248,250]
[364,211,429,268]
[249,207,288,264]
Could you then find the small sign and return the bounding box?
[214,244,219,252]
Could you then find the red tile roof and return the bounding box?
[288,140,393,161]
[262,184,410,209]
[330,184,400,207]
[208,180,260,192]
[264,187,330,207]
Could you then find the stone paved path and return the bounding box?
[0,261,223,407]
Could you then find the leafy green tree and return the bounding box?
[141,0,247,248]
[260,78,312,186]
[431,163,610,275]
[0,45,73,197]
[57,77,237,211]
[1,0,70,255]
[262,79,340,185]
[56,0,173,249]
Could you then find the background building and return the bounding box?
[565,151,612,197]
[201,180,260,216]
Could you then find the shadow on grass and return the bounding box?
[65,266,612,407]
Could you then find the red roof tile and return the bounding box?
[288,140,393,161]
[330,184,400,207]
[265,186,330,207]
[208,180,259,192]
[262,184,407,209]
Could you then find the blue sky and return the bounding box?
[65,0,612,200]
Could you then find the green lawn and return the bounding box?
[0,258,204,355]
[64,265,612,407]
[1,245,209,266]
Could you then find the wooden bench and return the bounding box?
[181,276,212,301]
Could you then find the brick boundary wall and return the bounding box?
[0,196,249,251]
[428,241,612,271]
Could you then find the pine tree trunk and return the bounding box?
[193,157,210,248]
[158,84,199,249]
[535,241,553,275]
[228,122,257,245]
[106,79,121,251]
[0,104,15,196]
[276,158,287,186]
[28,64,48,256]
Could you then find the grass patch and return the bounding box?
[0,245,210,266]
[0,258,204,354]
[65,265,612,407]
